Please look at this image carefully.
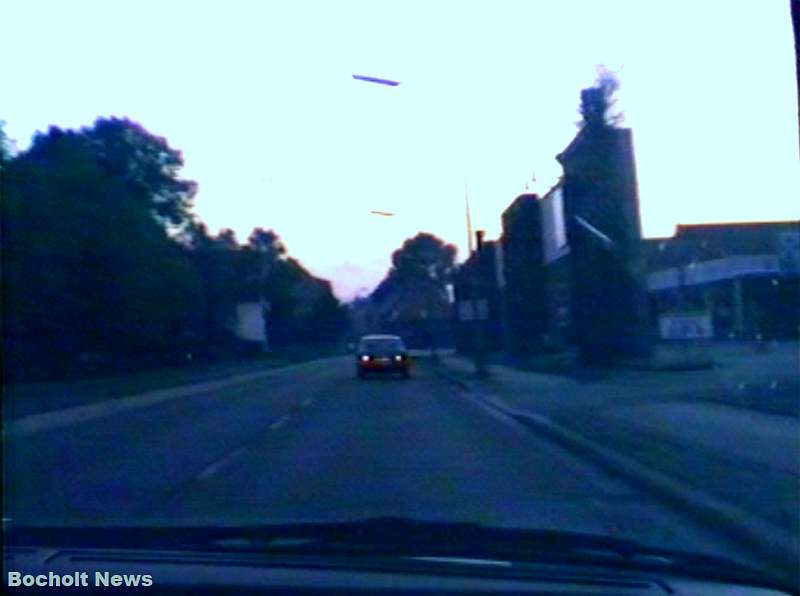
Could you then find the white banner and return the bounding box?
[659,312,713,340]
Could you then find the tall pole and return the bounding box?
[463,181,487,377]
[464,179,474,255]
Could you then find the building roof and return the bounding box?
[501,193,539,220]
[674,221,799,251]
[555,126,632,165]
[540,179,564,201]
[644,220,800,273]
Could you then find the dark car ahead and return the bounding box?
[356,334,411,379]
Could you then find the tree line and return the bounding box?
[1,117,346,381]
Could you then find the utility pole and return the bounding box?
[460,180,487,376]
[471,230,489,378]
[465,179,474,255]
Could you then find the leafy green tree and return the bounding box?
[0,119,12,164]
[259,252,346,348]
[3,116,347,379]
[389,233,456,285]
[188,226,346,352]
[370,233,456,344]
[248,227,285,258]
[3,121,203,378]
[83,117,198,229]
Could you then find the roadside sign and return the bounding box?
[659,312,713,340]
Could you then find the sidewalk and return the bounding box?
[487,340,800,417]
[432,352,799,574]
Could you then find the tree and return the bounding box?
[579,66,623,129]
[248,227,285,258]
[254,236,346,348]
[2,116,347,378]
[2,122,204,378]
[188,226,347,351]
[83,117,198,229]
[370,233,456,346]
[214,228,239,249]
[0,119,12,164]
[389,233,457,283]
[246,227,286,292]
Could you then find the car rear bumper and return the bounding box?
[357,360,410,373]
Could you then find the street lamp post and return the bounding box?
[472,296,489,378]
[462,230,490,378]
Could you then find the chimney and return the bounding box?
[475,230,485,252]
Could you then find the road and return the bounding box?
[4,356,760,567]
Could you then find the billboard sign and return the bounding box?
[541,185,569,263]
[659,312,713,340]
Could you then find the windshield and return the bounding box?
[359,338,405,353]
[2,0,799,590]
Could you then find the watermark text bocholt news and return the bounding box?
[8,571,153,588]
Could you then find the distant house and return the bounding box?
[367,275,454,349]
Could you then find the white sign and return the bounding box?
[231,302,267,342]
[542,186,569,263]
[659,313,713,340]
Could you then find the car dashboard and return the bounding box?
[5,546,794,595]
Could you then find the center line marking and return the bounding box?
[197,447,246,480]
[269,416,289,431]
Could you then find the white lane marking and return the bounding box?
[5,357,347,437]
[269,416,289,431]
[300,399,313,408]
[196,447,246,480]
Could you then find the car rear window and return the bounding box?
[359,338,404,353]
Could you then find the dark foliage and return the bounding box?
[366,233,456,346]
[2,118,346,380]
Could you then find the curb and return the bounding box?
[433,367,799,582]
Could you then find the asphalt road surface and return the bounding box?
[4,356,759,567]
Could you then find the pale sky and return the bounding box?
[3,0,799,299]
